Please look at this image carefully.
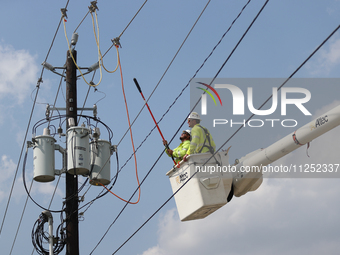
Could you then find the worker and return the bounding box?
[183,112,215,161]
[163,130,191,163]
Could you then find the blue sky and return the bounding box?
[1,0,340,254]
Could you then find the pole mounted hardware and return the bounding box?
[45,104,98,120]
[60,8,68,19]
[89,1,99,12]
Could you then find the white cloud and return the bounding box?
[0,155,17,203]
[306,37,340,76]
[0,43,38,104]
[0,153,63,206]
[141,102,340,255]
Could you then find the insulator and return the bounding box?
[71,33,79,46]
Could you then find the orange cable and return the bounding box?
[103,46,141,204]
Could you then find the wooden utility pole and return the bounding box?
[65,49,79,255]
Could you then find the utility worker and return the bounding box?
[183,112,215,161]
[163,130,191,163]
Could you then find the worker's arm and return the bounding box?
[163,140,173,157]
[173,141,190,159]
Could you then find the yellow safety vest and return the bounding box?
[165,140,190,163]
[187,124,216,154]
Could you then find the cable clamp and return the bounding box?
[112,37,122,48]
[45,104,50,120]
[79,212,85,221]
[111,145,117,153]
[60,8,68,19]
[36,78,43,88]
[89,1,99,12]
[27,141,33,148]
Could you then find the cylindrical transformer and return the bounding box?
[33,133,56,182]
[89,140,111,185]
[67,126,90,175]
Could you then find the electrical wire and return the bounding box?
[77,70,100,126]
[22,148,63,213]
[116,0,213,147]
[0,0,70,235]
[98,42,119,73]
[73,149,120,217]
[118,0,148,39]
[62,10,103,87]
[90,10,119,74]
[6,0,120,252]
[22,1,174,231]
[35,1,255,241]
[31,212,66,255]
[11,12,69,255]
[109,47,140,204]
[0,85,40,236]
[86,1,254,236]
[12,1,337,254]
[9,179,34,255]
[90,0,271,252]
[29,112,119,233]
[114,0,252,176]
[26,113,114,217]
[100,0,149,59]
[110,20,340,255]
[74,10,90,33]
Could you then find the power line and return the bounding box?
[116,0,213,147]
[80,0,214,219]
[110,21,340,255]
[6,1,256,251]
[118,0,148,39]
[9,179,33,255]
[0,85,40,237]
[107,0,270,253]
[89,0,258,253]
[0,0,71,237]
[101,0,149,58]
[115,0,252,179]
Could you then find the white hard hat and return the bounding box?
[183,129,191,135]
[188,112,200,120]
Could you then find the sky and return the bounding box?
[0,0,340,254]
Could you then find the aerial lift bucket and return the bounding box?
[166,152,232,221]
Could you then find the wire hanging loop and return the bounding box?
[62,5,103,87]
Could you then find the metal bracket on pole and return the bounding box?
[46,104,98,118]
[55,144,67,175]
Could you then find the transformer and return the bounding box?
[89,139,112,185]
[33,128,56,182]
[67,126,90,175]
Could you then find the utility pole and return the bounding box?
[65,49,79,255]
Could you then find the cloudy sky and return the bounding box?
[0,1,340,255]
